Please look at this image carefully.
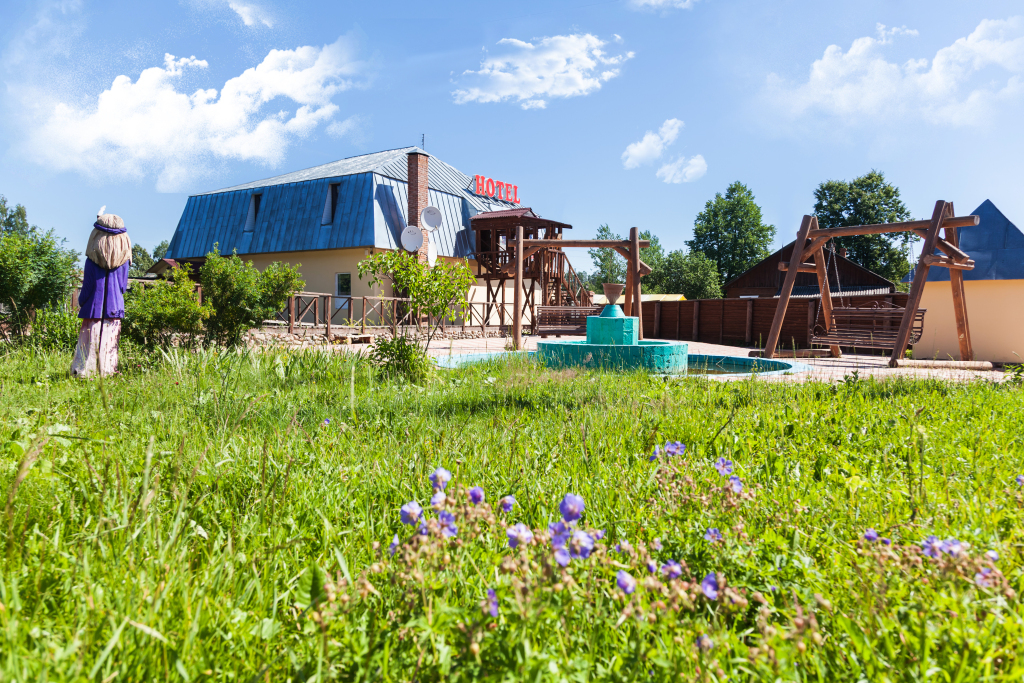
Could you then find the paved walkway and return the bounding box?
[421,335,1008,383]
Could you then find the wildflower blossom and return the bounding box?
[617,570,637,594]
[559,493,585,522]
[400,501,423,525]
[701,573,719,600]
[921,535,941,558]
[507,523,534,549]
[485,589,499,617]
[429,467,452,491]
[714,458,733,476]
[661,560,682,580]
[569,529,595,560]
[430,491,447,510]
[388,534,400,557]
[554,548,571,567]
[975,567,993,588]
[322,418,330,427]
[863,528,879,542]
[468,486,485,505]
[696,634,713,651]
[1017,475,1024,486]
[651,537,663,551]
[665,441,686,456]
[499,495,515,513]
[549,521,572,549]
[649,445,662,462]
[614,541,632,554]
[593,529,606,540]
[940,538,963,556]
[704,527,723,542]
[728,475,743,493]
[986,550,999,562]
[438,510,458,538]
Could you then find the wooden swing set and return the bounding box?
[763,200,979,367]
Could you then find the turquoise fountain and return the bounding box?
[536,283,689,372]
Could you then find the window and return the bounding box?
[321,183,339,225]
[243,193,262,233]
[335,272,352,309]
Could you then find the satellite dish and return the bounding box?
[420,206,443,231]
[427,237,437,267]
[400,226,424,252]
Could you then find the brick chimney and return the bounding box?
[407,151,430,264]
[839,247,848,258]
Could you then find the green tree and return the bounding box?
[200,246,304,347]
[153,240,170,260]
[586,226,666,292]
[1,195,32,236]
[660,250,722,299]
[129,244,155,278]
[812,170,913,284]
[124,263,211,350]
[687,182,775,285]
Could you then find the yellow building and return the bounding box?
[911,200,1024,364]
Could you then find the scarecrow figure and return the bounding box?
[71,207,131,377]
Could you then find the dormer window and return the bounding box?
[243,192,262,233]
[321,183,339,225]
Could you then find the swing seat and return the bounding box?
[811,305,926,350]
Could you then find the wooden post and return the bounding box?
[325,296,332,341]
[196,285,203,305]
[718,301,724,344]
[288,296,295,334]
[889,200,947,367]
[764,215,814,358]
[676,300,682,340]
[630,227,643,340]
[361,297,366,334]
[745,300,753,345]
[391,298,397,336]
[692,300,700,341]
[654,302,662,338]
[945,211,973,361]
[624,268,633,317]
[811,227,841,357]
[313,296,319,332]
[513,224,524,350]
[807,300,816,348]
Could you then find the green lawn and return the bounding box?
[1,346,1022,681]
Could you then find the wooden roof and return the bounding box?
[470,207,572,231]
[723,241,896,296]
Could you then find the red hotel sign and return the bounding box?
[474,175,519,204]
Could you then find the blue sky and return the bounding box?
[1,0,1022,272]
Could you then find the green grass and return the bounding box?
[1,345,1023,681]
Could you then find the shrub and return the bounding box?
[24,304,80,353]
[124,263,211,350]
[200,246,304,348]
[0,227,78,339]
[367,334,433,383]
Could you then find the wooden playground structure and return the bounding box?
[763,200,979,367]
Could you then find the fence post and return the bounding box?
[325,296,331,341]
[654,302,662,338]
[692,300,700,341]
[807,300,816,348]
[361,297,366,334]
[745,299,753,346]
[196,285,202,305]
[288,296,295,334]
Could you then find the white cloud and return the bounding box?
[656,155,707,183]
[765,18,1024,127]
[621,118,683,168]
[22,36,367,192]
[630,0,699,10]
[452,34,634,109]
[227,1,273,28]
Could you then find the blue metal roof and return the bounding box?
[166,148,517,260]
[906,200,1024,282]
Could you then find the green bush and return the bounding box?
[0,227,78,339]
[24,304,80,353]
[124,263,211,350]
[367,333,433,383]
[200,246,304,348]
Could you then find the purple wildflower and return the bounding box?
[554,548,571,567]
[549,521,572,549]
[559,493,585,522]
[881,538,891,545]
[400,501,423,525]
[704,527,723,542]
[975,567,993,588]
[940,538,963,556]
[649,445,662,462]
[499,495,515,513]
[569,530,595,560]
[728,475,743,493]
[388,534,400,557]
[469,486,485,505]
[507,523,534,549]
[593,529,606,540]
[647,560,658,574]
[921,535,941,558]
[863,528,879,542]
[430,491,447,510]
[986,550,999,562]
[661,560,682,580]
[438,510,458,538]
[322,418,330,426]
[1017,475,1024,486]
[651,537,663,551]
[429,467,452,491]
[665,441,686,456]
[714,458,733,476]
[701,573,719,600]
[696,634,713,651]
[485,589,499,617]
[614,541,632,554]
[617,570,637,595]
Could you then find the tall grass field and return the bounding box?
[1,346,1022,681]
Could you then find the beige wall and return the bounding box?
[914,279,1024,363]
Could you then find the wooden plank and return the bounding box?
[807,300,816,347]
[522,239,650,248]
[910,231,970,262]
[811,229,841,357]
[612,247,653,276]
[764,215,814,358]
[798,235,832,262]
[806,215,977,239]
[745,299,753,345]
[513,225,523,350]
[945,213,973,361]
[654,302,662,337]
[920,255,975,270]
[889,200,947,367]
[778,261,817,273]
[676,301,682,340]
[624,267,633,317]
[692,300,700,341]
[631,227,643,340]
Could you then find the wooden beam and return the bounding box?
[799,235,832,263]
[764,215,815,359]
[631,227,643,340]
[911,231,971,262]
[811,227,841,357]
[806,215,978,239]
[612,247,653,276]
[889,201,947,367]
[920,254,975,270]
[624,266,633,316]
[513,224,523,350]
[778,261,817,273]
[945,209,973,361]
[521,239,651,248]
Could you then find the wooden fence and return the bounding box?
[641,294,910,350]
